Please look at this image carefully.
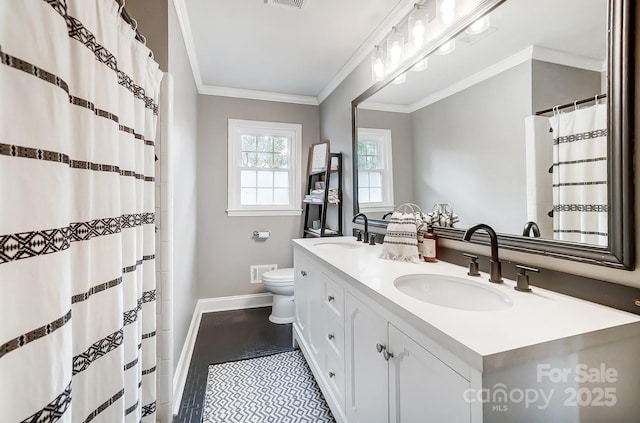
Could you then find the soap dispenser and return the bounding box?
[422,227,438,262]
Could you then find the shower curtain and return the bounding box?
[0,1,162,421]
[549,103,608,246]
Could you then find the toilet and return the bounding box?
[261,268,295,324]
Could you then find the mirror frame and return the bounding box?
[352,0,635,269]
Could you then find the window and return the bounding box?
[357,128,394,212]
[228,119,302,216]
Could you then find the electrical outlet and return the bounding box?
[250,264,277,283]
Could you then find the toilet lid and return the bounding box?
[262,267,294,283]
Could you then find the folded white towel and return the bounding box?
[380,211,420,263]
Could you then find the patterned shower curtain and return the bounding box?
[549,103,608,246]
[0,1,162,421]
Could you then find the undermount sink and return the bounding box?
[314,241,362,250]
[394,274,513,312]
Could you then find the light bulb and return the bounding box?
[390,41,402,64]
[371,46,386,82]
[441,11,455,26]
[374,59,385,79]
[439,0,455,13]
[408,7,429,50]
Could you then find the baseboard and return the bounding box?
[199,292,273,314]
[172,293,273,416]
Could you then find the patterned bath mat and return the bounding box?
[202,350,335,423]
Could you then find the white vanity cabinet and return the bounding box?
[293,239,640,423]
[294,249,347,421]
[346,293,471,423]
[295,247,471,423]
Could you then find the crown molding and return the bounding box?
[531,45,606,73]
[409,46,534,112]
[199,84,319,105]
[172,0,204,92]
[407,45,605,113]
[316,0,417,104]
[358,101,411,113]
[173,0,416,105]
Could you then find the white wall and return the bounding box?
[196,95,320,298]
[168,2,198,369]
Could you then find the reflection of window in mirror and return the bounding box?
[357,128,394,213]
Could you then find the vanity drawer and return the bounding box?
[322,272,344,321]
[325,341,345,409]
[324,313,344,359]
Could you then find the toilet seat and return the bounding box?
[262,268,294,284]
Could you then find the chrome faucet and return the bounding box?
[462,223,503,283]
[352,213,369,243]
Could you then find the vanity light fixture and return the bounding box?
[371,45,386,82]
[408,5,429,49]
[465,14,490,34]
[436,39,456,55]
[386,27,406,70]
[439,0,456,26]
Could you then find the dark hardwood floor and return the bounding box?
[174,307,294,423]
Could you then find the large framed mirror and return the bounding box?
[352,0,634,269]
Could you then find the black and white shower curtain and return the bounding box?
[549,103,608,246]
[1,1,162,421]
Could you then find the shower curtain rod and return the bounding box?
[115,0,145,44]
[535,93,607,115]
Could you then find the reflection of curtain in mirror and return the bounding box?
[549,103,607,246]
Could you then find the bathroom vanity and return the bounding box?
[292,237,640,422]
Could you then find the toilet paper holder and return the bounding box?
[253,230,271,239]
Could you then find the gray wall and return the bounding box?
[411,61,531,234]
[531,60,603,112]
[319,59,373,227]
[125,0,168,72]
[168,2,198,370]
[319,31,640,289]
[357,109,414,213]
[196,96,320,298]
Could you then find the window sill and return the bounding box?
[359,205,395,213]
[226,209,302,217]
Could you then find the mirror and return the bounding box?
[352,0,634,269]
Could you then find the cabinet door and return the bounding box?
[307,268,325,361]
[346,293,389,423]
[293,253,311,336]
[388,325,471,423]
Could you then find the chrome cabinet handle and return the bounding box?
[376,343,385,353]
[300,270,307,276]
[327,333,334,340]
[383,350,394,361]
[329,372,335,378]
[327,295,334,302]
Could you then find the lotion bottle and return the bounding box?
[422,228,438,262]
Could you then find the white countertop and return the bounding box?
[293,237,640,371]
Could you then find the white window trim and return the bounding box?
[227,119,302,217]
[357,128,395,213]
